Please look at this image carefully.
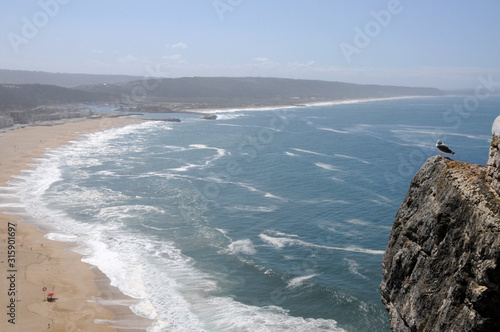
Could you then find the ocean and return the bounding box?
[3,96,499,331]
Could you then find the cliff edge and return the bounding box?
[381,117,500,331]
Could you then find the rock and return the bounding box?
[487,115,500,195]
[381,120,500,331]
[202,114,217,120]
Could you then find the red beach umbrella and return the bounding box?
[47,291,56,302]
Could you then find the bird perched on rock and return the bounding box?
[436,140,455,156]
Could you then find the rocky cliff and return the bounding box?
[381,117,500,331]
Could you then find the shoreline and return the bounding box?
[0,95,436,330]
[0,118,152,331]
[181,95,434,113]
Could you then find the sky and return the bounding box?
[1,0,499,89]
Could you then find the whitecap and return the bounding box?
[287,274,318,288]
[264,192,286,200]
[170,164,198,172]
[301,199,350,205]
[259,233,384,255]
[217,123,282,131]
[230,205,278,213]
[95,170,117,176]
[373,193,392,203]
[315,162,342,172]
[168,144,227,172]
[141,224,167,231]
[45,232,79,242]
[189,144,227,157]
[259,234,290,249]
[334,154,370,164]
[318,127,350,134]
[291,148,329,157]
[371,199,392,206]
[96,205,165,222]
[345,219,370,226]
[391,127,490,141]
[215,228,232,242]
[266,230,300,238]
[226,239,257,255]
[344,258,368,279]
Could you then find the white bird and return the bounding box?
[436,140,455,156]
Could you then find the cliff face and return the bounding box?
[486,116,500,196]
[381,120,500,331]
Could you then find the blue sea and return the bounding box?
[3,96,499,331]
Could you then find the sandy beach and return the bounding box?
[0,118,152,332]
[183,96,423,114]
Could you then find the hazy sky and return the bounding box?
[1,0,499,89]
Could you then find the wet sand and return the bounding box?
[0,118,153,331]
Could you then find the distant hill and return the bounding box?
[0,71,444,110]
[443,88,500,96]
[77,77,444,107]
[0,69,142,88]
[0,84,112,109]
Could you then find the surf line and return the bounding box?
[260,234,384,255]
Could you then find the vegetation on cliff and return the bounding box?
[1,70,444,111]
[0,84,111,109]
[77,77,444,107]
